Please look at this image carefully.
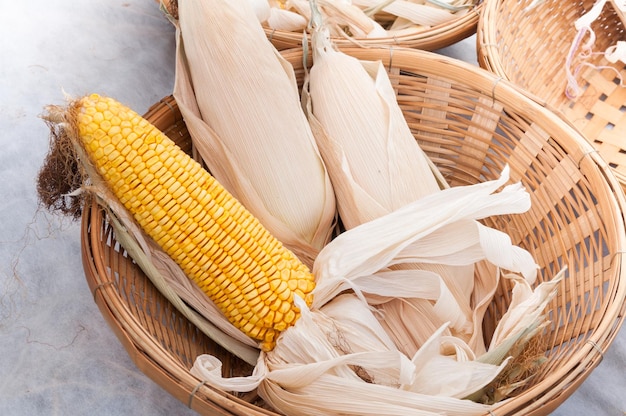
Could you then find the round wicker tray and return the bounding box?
[82,47,626,415]
[159,0,482,51]
[477,0,626,188]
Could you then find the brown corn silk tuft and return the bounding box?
[37,109,84,219]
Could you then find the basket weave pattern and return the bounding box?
[82,48,626,415]
[478,0,626,185]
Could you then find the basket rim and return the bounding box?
[82,46,626,416]
[264,1,484,51]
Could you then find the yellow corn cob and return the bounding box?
[72,93,315,351]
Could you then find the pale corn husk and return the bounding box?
[288,0,388,38]
[352,0,470,27]
[266,7,309,31]
[309,166,538,307]
[173,0,337,267]
[317,0,388,38]
[190,167,550,416]
[466,270,564,404]
[486,270,564,352]
[193,297,502,416]
[305,27,442,227]
[286,0,313,21]
[246,0,271,22]
[274,0,474,40]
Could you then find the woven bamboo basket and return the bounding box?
[159,0,482,51]
[81,47,626,415]
[477,0,626,188]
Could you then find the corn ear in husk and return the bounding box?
[303,21,537,356]
[302,22,461,353]
[173,0,337,267]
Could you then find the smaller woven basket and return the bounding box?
[82,47,626,415]
[159,0,482,51]
[477,0,626,188]
[265,3,483,51]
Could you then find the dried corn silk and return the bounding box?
[173,0,336,267]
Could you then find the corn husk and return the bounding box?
[266,6,309,31]
[352,0,471,27]
[193,298,503,416]
[173,0,337,267]
[317,0,388,37]
[247,0,271,22]
[190,167,553,415]
[305,26,442,227]
[487,270,564,352]
[309,166,538,307]
[302,22,463,353]
[289,0,388,37]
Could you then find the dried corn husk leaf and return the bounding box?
[286,0,313,20]
[193,296,503,416]
[173,0,337,267]
[266,6,309,31]
[487,270,564,352]
[310,166,537,307]
[316,0,387,37]
[275,0,474,39]
[353,0,468,27]
[402,324,510,398]
[303,23,465,352]
[465,271,563,403]
[246,0,271,22]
